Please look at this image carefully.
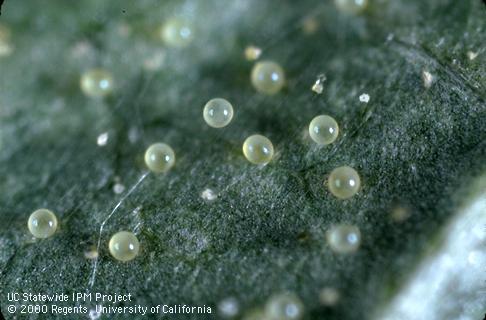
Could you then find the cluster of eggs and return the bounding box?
[29,58,362,261]
[143,60,360,198]
[79,61,360,197]
[28,57,361,261]
[142,65,360,198]
[27,209,140,261]
[17,3,375,319]
[28,3,367,264]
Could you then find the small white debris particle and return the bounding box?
[244,45,262,61]
[113,183,126,194]
[96,132,109,146]
[312,74,327,94]
[132,206,142,215]
[84,247,99,260]
[312,83,323,94]
[386,33,394,42]
[422,70,434,89]
[435,37,445,47]
[201,188,217,202]
[218,297,239,318]
[467,51,478,61]
[359,93,370,103]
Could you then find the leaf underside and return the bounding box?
[0,0,485,319]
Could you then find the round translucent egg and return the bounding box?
[80,69,114,98]
[160,18,193,48]
[328,166,360,199]
[243,135,274,165]
[109,231,140,262]
[144,143,176,173]
[265,292,304,320]
[28,209,58,239]
[326,224,361,254]
[251,61,285,95]
[308,115,339,145]
[203,98,234,128]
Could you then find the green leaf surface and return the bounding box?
[0,0,485,319]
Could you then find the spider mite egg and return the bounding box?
[160,18,193,48]
[109,231,140,262]
[28,209,58,239]
[144,143,175,173]
[326,224,361,254]
[265,292,304,320]
[328,166,360,199]
[80,68,114,98]
[251,61,285,95]
[309,115,339,145]
[334,0,368,14]
[243,134,274,165]
[203,98,234,128]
